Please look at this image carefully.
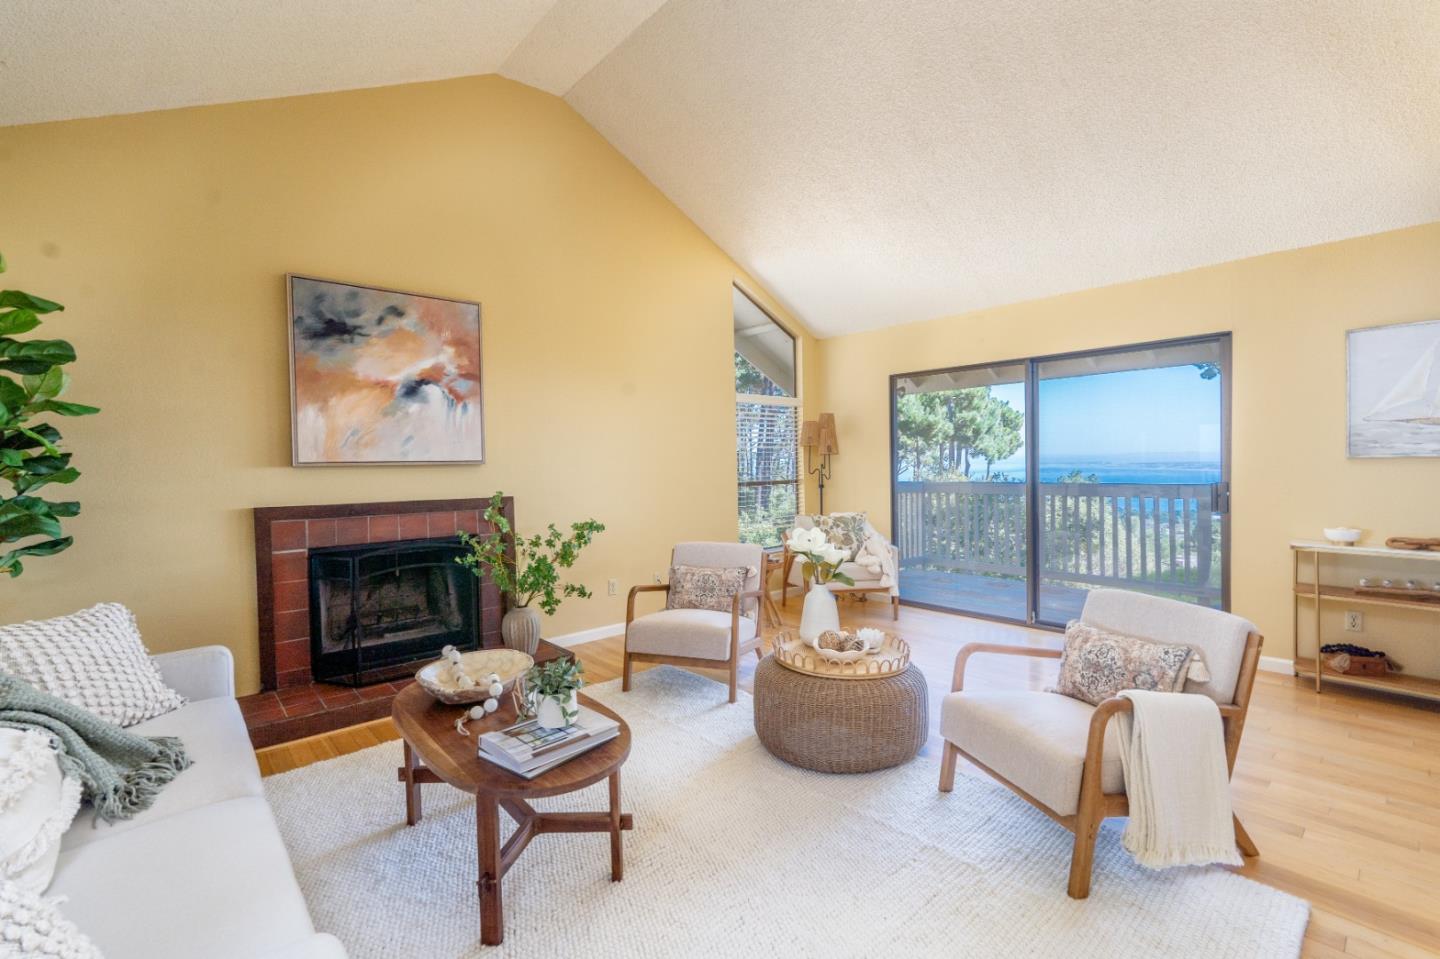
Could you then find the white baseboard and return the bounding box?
[1258,655,1293,675]
[551,622,626,647]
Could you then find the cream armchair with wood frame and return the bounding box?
[781,514,900,619]
[937,588,1263,899]
[622,542,766,704]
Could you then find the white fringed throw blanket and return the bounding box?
[1115,689,1242,869]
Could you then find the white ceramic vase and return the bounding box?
[535,690,577,731]
[500,606,542,655]
[799,583,840,641]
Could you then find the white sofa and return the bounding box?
[46,646,347,959]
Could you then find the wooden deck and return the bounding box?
[899,568,1089,622]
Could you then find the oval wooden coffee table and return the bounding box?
[391,681,633,947]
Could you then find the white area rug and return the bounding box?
[265,667,1308,958]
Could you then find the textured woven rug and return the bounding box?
[265,666,1308,958]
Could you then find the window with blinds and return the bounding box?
[734,287,799,548]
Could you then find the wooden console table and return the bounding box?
[1291,540,1440,704]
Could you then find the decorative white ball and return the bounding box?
[454,671,475,689]
[468,705,487,720]
[487,681,503,697]
[482,697,499,714]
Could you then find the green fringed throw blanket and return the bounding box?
[0,673,190,824]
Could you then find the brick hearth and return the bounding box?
[247,497,511,748]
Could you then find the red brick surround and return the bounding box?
[244,498,511,748]
[252,498,509,690]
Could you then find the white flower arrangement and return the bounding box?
[785,526,856,587]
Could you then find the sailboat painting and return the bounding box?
[1348,319,1440,458]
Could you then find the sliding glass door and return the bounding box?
[892,361,1029,620]
[891,335,1229,624]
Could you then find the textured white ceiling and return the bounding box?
[0,0,563,125]
[568,0,1440,335]
[4,1,1439,337]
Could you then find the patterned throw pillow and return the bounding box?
[0,877,104,959]
[811,512,867,561]
[0,603,185,727]
[1050,620,1200,706]
[665,565,750,614]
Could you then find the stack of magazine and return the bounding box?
[478,706,620,779]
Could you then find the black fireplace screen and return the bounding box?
[309,540,479,686]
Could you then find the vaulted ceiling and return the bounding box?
[4,1,1438,336]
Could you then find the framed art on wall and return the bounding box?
[1347,318,1440,458]
[288,275,484,465]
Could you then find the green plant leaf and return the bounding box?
[0,511,62,541]
[0,338,76,374]
[0,378,27,416]
[10,496,79,517]
[0,537,73,577]
[16,466,80,493]
[28,400,99,416]
[0,290,63,314]
[0,309,40,336]
[22,367,65,401]
[1,423,59,450]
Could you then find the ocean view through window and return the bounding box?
[892,335,1230,624]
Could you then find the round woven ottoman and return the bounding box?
[752,654,928,773]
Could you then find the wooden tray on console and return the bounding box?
[1355,585,1440,604]
[771,630,911,680]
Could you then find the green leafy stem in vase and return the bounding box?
[455,491,605,616]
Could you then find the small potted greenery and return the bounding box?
[456,492,604,654]
[523,658,584,730]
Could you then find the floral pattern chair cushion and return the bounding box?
[809,512,868,562]
[665,565,751,614]
[1049,620,1202,706]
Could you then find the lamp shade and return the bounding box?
[800,420,820,448]
[817,413,839,455]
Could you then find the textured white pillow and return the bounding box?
[0,877,103,958]
[0,730,81,894]
[0,603,184,727]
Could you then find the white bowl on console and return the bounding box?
[1322,527,1362,546]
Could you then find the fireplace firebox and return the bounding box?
[308,539,479,686]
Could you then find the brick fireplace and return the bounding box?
[242,497,510,747]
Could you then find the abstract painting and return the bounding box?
[288,275,483,465]
[1347,318,1440,458]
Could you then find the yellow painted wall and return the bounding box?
[817,223,1440,664]
[0,75,817,694]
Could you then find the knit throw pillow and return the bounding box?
[1050,620,1207,707]
[0,877,103,959]
[666,565,750,614]
[0,603,184,727]
[0,730,81,895]
[810,512,867,561]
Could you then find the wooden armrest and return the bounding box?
[626,583,670,625]
[951,642,1062,692]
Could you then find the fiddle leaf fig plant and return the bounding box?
[456,491,605,616]
[0,253,100,578]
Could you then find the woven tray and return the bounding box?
[772,630,911,680]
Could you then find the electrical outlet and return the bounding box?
[1344,610,1363,633]
[607,578,618,597]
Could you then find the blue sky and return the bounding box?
[987,365,1222,467]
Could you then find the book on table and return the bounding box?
[478,706,620,779]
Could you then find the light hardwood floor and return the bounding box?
[257,596,1440,959]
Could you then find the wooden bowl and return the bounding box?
[415,648,534,705]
